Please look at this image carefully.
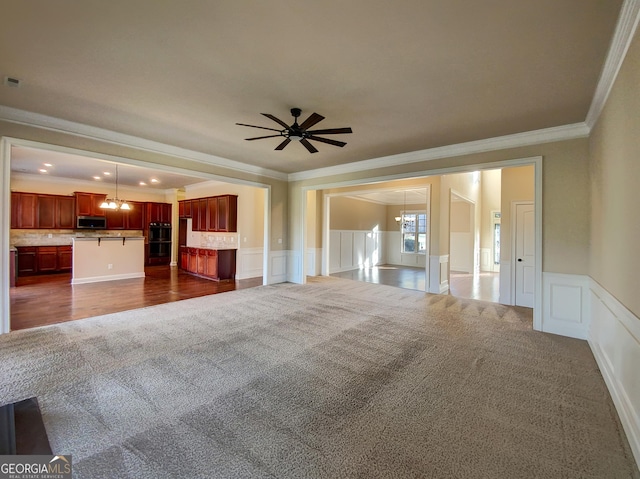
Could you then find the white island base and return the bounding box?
[72,237,145,285]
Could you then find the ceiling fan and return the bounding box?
[236,108,352,153]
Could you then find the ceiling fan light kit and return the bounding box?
[236,108,352,153]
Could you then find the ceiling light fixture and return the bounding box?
[395,191,408,228]
[103,172,111,176]
[100,165,131,211]
[139,181,147,186]
[39,169,48,173]
[93,176,101,180]
[44,163,53,167]
[150,178,159,183]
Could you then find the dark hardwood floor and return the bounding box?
[10,266,263,331]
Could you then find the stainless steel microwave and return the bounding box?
[76,216,107,229]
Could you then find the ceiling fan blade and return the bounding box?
[307,136,347,148]
[300,139,318,153]
[298,112,325,130]
[245,134,283,141]
[275,138,291,150]
[236,123,282,132]
[306,127,353,135]
[261,113,290,129]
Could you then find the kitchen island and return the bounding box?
[72,236,145,284]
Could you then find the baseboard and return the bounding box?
[541,272,591,339]
[587,278,640,468]
[71,272,145,285]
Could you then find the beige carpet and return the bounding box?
[0,277,638,478]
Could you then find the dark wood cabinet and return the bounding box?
[184,194,237,232]
[126,201,145,230]
[147,202,172,224]
[37,246,58,272]
[17,193,38,228]
[179,200,192,218]
[17,247,37,275]
[217,195,237,232]
[37,195,57,229]
[11,192,19,229]
[57,196,76,228]
[107,201,145,230]
[198,199,207,232]
[205,249,218,278]
[57,246,73,272]
[207,197,218,231]
[75,192,106,217]
[105,208,126,229]
[16,245,72,276]
[11,193,75,230]
[179,247,235,281]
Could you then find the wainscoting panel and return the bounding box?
[542,273,590,339]
[305,248,322,277]
[429,255,449,294]
[588,279,640,467]
[236,247,264,280]
[329,230,384,273]
[499,261,511,305]
[269,250,288,284]
[480,248,492,272]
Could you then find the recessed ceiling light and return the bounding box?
[93,176,101,180]
[39,169,48,173]
[139,181,147,186]
[103,172,111,176]
[44,163,53,167]
[150,178,159,183]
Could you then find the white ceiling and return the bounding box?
[0,1,624,175]
[10,146,209,190]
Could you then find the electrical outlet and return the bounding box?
[48,234,53,238]
[108,264,113,270]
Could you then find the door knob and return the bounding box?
[517,258,523,262]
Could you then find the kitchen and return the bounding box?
[8,145,267,330]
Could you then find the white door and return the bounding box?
[515,203,535,308]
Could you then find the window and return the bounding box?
[401,212,427,253]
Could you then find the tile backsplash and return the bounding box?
[11,229,144,246]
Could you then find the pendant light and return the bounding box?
[395,191,406,227]
[100,165,131,210]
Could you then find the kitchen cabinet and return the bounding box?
[14,193,37,229]
[12,192,75,230]
[216,195,237,232]
[146,202,172,224]
[185,194,237,232]
[37,195,57,229]
[57,196,76,228]
[106,201,145,230]
[126,201,145,230]
[198,199,207,232]
[11,193,19,229]
[179,247,236,280]
[75,192,107,217]
[206,197,218,232]
[178,200,192,218]
[57,246,73,272]
[16,245,73,276]
[37,246,58,272]
[17,247,37,275]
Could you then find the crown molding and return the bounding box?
[0,105,288,182]
[586,0,640,128]
[288,122,589,182]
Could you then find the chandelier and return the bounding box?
[100,165,131,210]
